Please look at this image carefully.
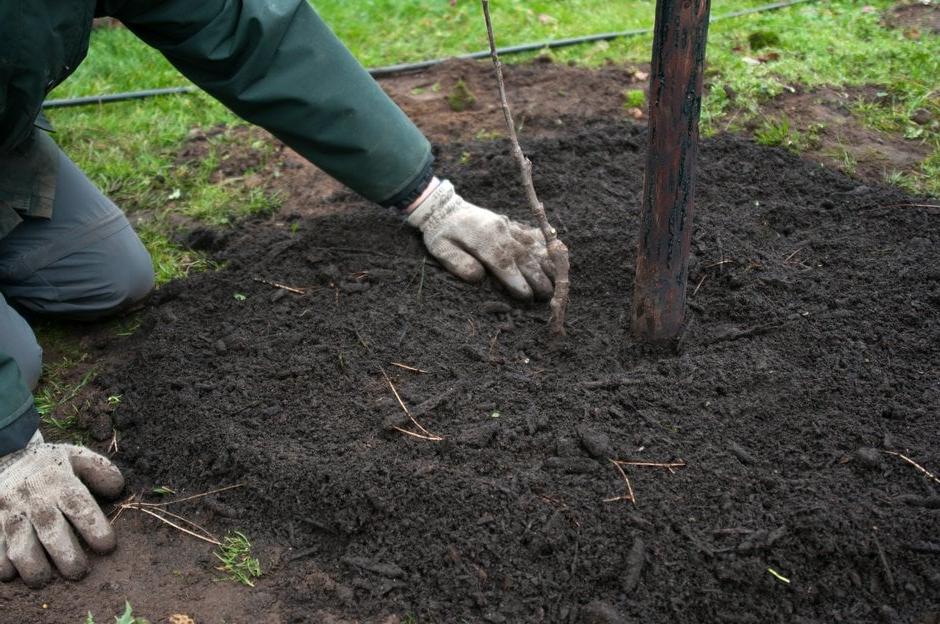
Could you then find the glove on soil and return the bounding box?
[0,432,124,588]
[407,180,554,300]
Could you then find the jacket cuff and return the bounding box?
[0,403,39,457]
[381,157,435,210]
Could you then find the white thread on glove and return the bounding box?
[0,432,124,588]
[407,180,554,300]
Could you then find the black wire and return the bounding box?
[42,0,816,109]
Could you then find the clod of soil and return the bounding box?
[74,121,940,623]
[883,1,940,34]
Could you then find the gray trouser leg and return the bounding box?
[0,293,42,390]
[0,139,155,319]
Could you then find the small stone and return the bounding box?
[853,447,883,469]
[577,425,612,459]
[214,339,227,354]
[911,109,932,125]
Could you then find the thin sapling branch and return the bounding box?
[480,0,571,338]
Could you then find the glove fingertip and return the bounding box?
[0,551,15,582]
[67,449,125,499]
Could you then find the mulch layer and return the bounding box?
[97,120,940,623]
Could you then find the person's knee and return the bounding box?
[0,303,43,390]
[15,226,156,320]
[112,233,155,307]
[87,230,155,318]
[17,338,42,390]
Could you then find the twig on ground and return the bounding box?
[882,203,940,209]
[603,459,636,506]
[381,368,443,441]
[108,430,119,455]
[703,259,734,269]
[390,362,429,374]
[783,248,803,263]
[481,0,570,338]
[133,507,220,545]
[692,274,708,297]
[391,426,443,441]
[252,277,307,295]
[614,459,687,475]
[134,483,246,508]
[884,451,940,485]
[114,498,221,546]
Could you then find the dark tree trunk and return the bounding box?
[632,0,712,343]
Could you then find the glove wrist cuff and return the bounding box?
[405,179,457,232]
[0,430,43,474]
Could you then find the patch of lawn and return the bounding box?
[33,351,93,444]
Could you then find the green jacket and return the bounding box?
[0,0,433,454]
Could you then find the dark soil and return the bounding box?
[68,124,940,621]
[4,63,939,624]
[883,1,940,35]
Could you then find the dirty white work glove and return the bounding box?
[406,180,554,300]
[0,432,124,588]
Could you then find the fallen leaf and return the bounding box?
[538,13,557,24]
[742,56,761,66]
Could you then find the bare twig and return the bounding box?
[603,459,636,506]
[391,426,443,441]
[783,248,803,263]
[613,459,687,475]
[390,362,429,374]
[481,0,570,338]
[884,451,940,485]
[691,274,707,297]
[881,203,940,209]
[613,460,687,469]
[148,506,220,542]
[381,368,443,441]
[134,483,246,508]
[127,506,221,546]
[252,277,307,295]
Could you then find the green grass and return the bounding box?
[214,531,262,587]
[623,88,647,110]
[32,346,94,443]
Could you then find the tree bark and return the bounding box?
[632,0,712,343]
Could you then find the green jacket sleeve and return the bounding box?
[0,351,39,456]
[100,0,432,205]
